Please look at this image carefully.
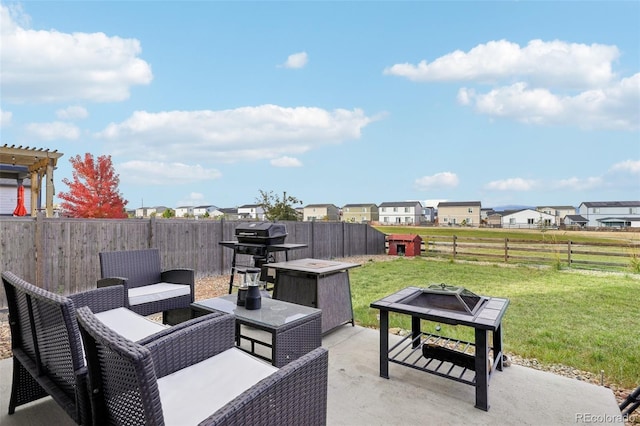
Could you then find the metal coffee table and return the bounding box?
[192,295,321,367]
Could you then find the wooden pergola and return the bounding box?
[0,144,64,217]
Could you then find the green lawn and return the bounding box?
[350,257,640,388]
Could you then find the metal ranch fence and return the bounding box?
[400,235,640,270]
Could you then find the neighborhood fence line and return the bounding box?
[400,235,640,270]
[0,216,386,309]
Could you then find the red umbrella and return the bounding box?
[13,184,27,216]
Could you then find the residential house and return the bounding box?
[536,205,576,225]
[192,205,219,218]
[500,209,557,229]
[422,206,436,223]
[437,201,481,227]
[378,201,424,225]
[481,208,495,224]
[486,212,503,227]
[422,200,445,223]
[564,215,589,227]
[578,201,640,228]
[218,207,240,220]
[342,203,379,223]
[174,206,194,218]
[135,206,168,218]
[238,204,265,220]
[303,204,340,222]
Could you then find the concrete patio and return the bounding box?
[0,324,624,426]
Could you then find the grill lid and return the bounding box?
[234,222,287,244]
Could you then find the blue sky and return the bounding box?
[1,1,639,211]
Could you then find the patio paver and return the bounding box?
[0,325,624,426]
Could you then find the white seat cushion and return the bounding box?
[128,282,191,306]
[95,307,167,341]
[157,348,278,425]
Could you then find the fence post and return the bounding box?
[35,212,45,287]
[149,216,156,248]
[311,220,316,258]
[567,240,572,268]
[452,235,457,259]
[504,238,508,263]
[220,218,225,274]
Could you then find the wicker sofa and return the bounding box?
[98,248,195,322]
[77,305,329,425]
[1,271,203,425]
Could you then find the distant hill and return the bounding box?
[489,205,534,212]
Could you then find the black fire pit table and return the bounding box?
[370,285,509,411]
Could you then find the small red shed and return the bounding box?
[387,234,422,256]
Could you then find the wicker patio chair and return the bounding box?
[77,305,329,426]
[1,271,127,425]
[98,248,195,322]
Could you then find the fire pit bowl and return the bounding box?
[397,283,487,316]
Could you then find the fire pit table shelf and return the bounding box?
[370,286,509,412]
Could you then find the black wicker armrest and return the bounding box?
[137,312,225,345]
[143,313,236,378]
[69,285,126,313]
[97,276,128,288]
[161,268,195,286]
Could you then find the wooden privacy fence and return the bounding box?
[0,217,386,309]
[393,235,640,270]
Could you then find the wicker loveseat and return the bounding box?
[1,271,200,425]
[98,248,195,322]
[77,305,329,425]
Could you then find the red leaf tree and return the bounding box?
[58,153,128,218]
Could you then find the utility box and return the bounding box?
[387,234,422,256]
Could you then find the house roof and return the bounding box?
[379,201,422,207]
[304,204,338,208]
[238,204,261,209]
[581,201,640,208]
[343,203,377,208]
[388,234,421,241]
[537,205,576,210]
[565,215,588,223]
[437,201,482,207]
[219,208,238,214]
[597,217,640,222]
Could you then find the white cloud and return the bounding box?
[0,109,12,127]
[555,176,604,191]
[484,178,538,191]
[56,106,89,120]
[610,159,640,174]
[25,121,80,140]
[281,51,308,69]
[271,156,302,167]
[117,161,222,186]
[176,192,205,206]
[384,39,618,88]
[459,74,640,130]
[0,5,152,104]
[97,105,376,163]
[414,172,459,191]
[385,39,638,131]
